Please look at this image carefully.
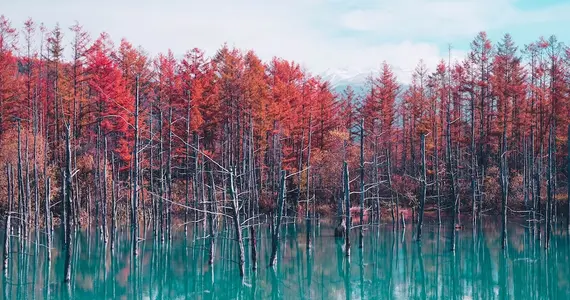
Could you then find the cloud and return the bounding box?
[2,0,567,84]
[340,0,570,39]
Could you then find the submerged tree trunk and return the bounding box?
[545,125,553,249]
[434,112,441,226]
[45,178,52,261]
[3,164,13,276]
[387,149,397,227]
[17,121,27,240]
[567,124,570,231]
[500,130,509,250]
[63,125,73,283]
[131,76,140,257]
[470,94,477,227]
[417,133,426,241]
[343,162,351,257]
[206,165,217,266]
[166,107,173,241]
[228,168,245,277]
[270,170,286,267]
[102,137,108,244]
[149,106,156,237]
[111,153,117,251]
[446,107,459,252]
[306,117,313,251]
[531,128,538,234]
[185,92,191,237]
[359,119,365,249]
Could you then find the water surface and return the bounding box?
[2,219,570,299]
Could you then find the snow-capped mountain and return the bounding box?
[319,67,409,98]
[319,68,372,95]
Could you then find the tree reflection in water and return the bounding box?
[1,219,569,299]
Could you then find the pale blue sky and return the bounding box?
[4,0,570,83]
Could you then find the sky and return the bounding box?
[4,0,570,84]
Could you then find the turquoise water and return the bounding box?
[2,219,570,299]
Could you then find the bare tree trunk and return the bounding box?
[343,162,351,257]
[228,168,245,277]
[33,111,40,243]
[417,133,426,241]
[523,136,529,225]
[131,76,140,257]
[446,107,459,252]
[359,119,365,249]
[63,125,73,283]
[111,153,117,251]
[149,106,157,236]
[434,123,441,226]
[45,178,51,261]
[335,158,346,238]
[95,124,101,235]
[166,107,173,241]
[386,149,397,227]
[102,137,108,243]
[306,117,312,251]
[25,125,32,239]
[470,94,477,227]
[206,165,217,266]
[17,121,27,240]
[270,170,286,267]
[531,128,538,234]
[3,164,13,276]
[185,93,191,237]
[500,130,509,249]
[567,124,570,231]
[373,138,380,225]
[545,125,553,249]
[87,188,91,230]
[159,110,165,242]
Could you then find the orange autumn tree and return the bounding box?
[0,15,21,135]
[85,33,134,164]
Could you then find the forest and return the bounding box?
[1,14,570,283]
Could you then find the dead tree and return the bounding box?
[45,178,51,261]
[149,105,157,236]
[343,162,351,257]
[206,164,217,266]
[567,124,570,230]
[417,133,426,241]
[159,110,165,241]
[446,106,459,252]
[270,170,286,268]
[3,164,13,277]
[470,92,477,226]
[432,140,441,227]
[500,130,509,249]
[359,119,365,249]
[228,168,245,277]
[17,120,26,239]
[95,124,101,235]
[63,125,73,283]
[102,137,108,243]
[305,117,313,251]
[545,125,553,249]
[335,156,347,238]
[387,149,397,226]
[531,128,538,233]
[166,107,173,241]
[185,92,191,237]
[131,75,140,257]
[111,153,117,251]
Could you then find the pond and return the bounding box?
[2,219,570,299]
